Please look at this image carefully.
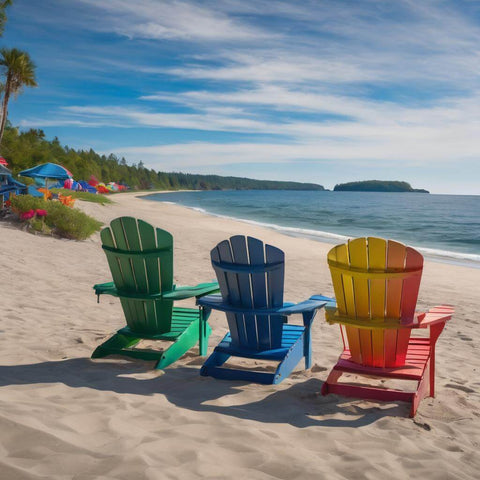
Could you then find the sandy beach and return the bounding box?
[1,192,479,480]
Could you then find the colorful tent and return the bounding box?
[78,181,97,194]
[88,175,99,187]
[1,164,26,209]
[19,163,73,200]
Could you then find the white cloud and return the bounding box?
[15,1,480,193]
[54,88,480,152]
[100,111,479,169]
[77,0,270,41]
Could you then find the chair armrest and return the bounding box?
[93,281,219,302]
[162,282,219,300]
[324,304,453,330]
[94,281,117,298]
[197,294,329,316]
[277,296,329,315]
[310,295,336,308]
[417,305,454,328]
[197,294,224,308]
[325,305,422,329]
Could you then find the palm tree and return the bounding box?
[0,47,37,145]
[0,1,13,37]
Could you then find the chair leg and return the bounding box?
[156,319,201,370]
[274,334,305,384]
[199,307,212,357]
[429,322,444,397]
[411,368,430,417]
[302,311,314,369]
[91,333,140,359]
[429,354,435,397]
[303,331,312,370]
[200,350,231,377]
[321,368,343,395]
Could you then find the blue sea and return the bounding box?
[144,190,480,268]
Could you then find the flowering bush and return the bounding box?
[20,209,36,220]
[9,195,102,240]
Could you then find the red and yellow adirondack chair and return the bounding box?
[322,237,453,416]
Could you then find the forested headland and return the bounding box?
[2,126,325,191]
[333,180,429,193]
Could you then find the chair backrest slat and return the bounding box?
[101,217,174,334]
[248,237,268,309]
[211,236,286,351]
[401,247,423,322]
[230,236,257,346]
[327,237,424,367]
[394,246,424,364]
[138,220,160,292]
[384,240,407,366]
[248,237,272,349]
[118,216,148,293]
[328,244,362,362]
[367,237,387,367]
[266,244,284,308]
[213,239,245,345]
[230,236,254,308]
[348,238,372,365]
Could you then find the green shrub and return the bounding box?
[44,201,102,240]
[30,217,51,235]
[10,194,102,240]
[10,194,47,212]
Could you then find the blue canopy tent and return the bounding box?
[19,163,73,199]
[0,164,26,212]
[78,180,97,194]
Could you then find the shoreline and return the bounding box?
[139,191,480,269]
[1,193,479,479]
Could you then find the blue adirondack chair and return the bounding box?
[197,235,330,384]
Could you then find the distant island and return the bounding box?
[333,180,429,193]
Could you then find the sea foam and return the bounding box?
[159,200,480,268]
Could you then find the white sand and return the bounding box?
[1,192,479,479]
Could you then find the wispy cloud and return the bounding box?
[77,0,270,41]
[107,136,477,170]
[8,0,480,193]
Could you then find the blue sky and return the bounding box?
[3,0,480,194]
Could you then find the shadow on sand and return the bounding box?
[0,356,410,427]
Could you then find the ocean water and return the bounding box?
[144,190,480,267]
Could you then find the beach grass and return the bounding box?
[50,188,113,205]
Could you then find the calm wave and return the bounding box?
[144,190,480,267]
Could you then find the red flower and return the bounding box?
[35,209,48,217]
[20,210,35,220]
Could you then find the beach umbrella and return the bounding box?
[19,162,73,199]
[0,156,8,166]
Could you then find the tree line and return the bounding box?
[2,125,324,191]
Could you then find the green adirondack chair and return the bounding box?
[92,216,219,369]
